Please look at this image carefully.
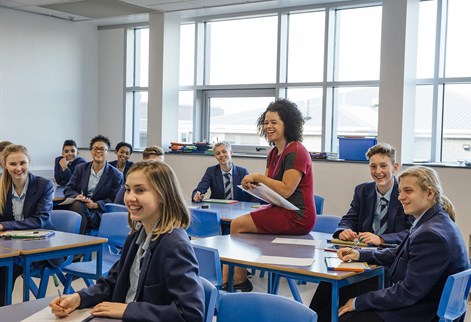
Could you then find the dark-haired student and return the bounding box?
[54,139,86,186]
[109,142,134,180]
[0,144,61,306]
[64,135,123,234]
[310,166,470,322]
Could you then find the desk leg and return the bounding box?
[331,280,339,322]
[96,248,103,281]
[22,257,31,302]
[227,265,234,292]
[5,261,13,305]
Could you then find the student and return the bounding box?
[114,146,165,205]
[109,142,134,180]
[64,135,123,234]
[50,160,204,322]
[53,139,86,186]
[192,141,252,203]
[333,142,413,246]
[311,166,470,322]
[0,140,13,177]
[0,144,58,306]
[225,99,316,291]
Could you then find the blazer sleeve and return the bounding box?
[355,229,452,312]
[63,165,84,198]
[54,156,71,186]
[191,167,213,201]
[333,187,362,238]
[94,169,124,212]
[1,178,53,230]
[122,235,204,322]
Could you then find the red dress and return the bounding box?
[250,141,316,234]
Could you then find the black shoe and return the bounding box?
[233,279,253,292]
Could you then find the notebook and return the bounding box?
[0,229,55,239]
[324,257,371,272]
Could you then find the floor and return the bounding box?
[9,273,471,321]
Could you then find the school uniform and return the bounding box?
[77,227,204,322]
[333,180,413,244]
[191,164,252,202]
[54,156,86,186]
[109,160,134,180]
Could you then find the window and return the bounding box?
[415,0,471,162]
[125,27,149,149]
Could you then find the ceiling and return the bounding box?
[0,0,346,26]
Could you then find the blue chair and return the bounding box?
[437,268,471,322]
[62,212,130,293]
[26,210,81,298]
[201,276,219,322]
[314,194,324,215]
[312,214,341,234]
[104,203,128,213]
[193,244,223,289]
[217,292,317,322]
[187,209,221,238]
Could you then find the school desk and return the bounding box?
[0,248,20,305]
[0,231,107,301]
[191,231,384,322]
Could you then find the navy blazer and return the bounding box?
[333,180,413,244]
[191,164,252,202]
[64,162,124,214]
[0,172,54,230]
[54,156,86,186]
[356,204,470,322]
[109,160,134,180]
[77,227,204,322]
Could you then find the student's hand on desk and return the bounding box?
[193,191,204,203]
[49,293,81,317]
[338,298,354,317]
[91,301,127,319]
[338,247,359,262]
[339,229,357,241]
[357,232,382,246]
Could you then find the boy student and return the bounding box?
[54,140,86,186]
[333,142,413,246]
[192,141,252,203]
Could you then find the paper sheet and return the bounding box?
[257,255,315,266]
[20,306,92,322]
[272,237,322,247]
[237,183,299,210]
[58,198,77,206]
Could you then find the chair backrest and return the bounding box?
[193,244,222,289]
[50,210,81,234]
[200,276,218,322]
[98,212,131,250]
[437,268,471,322]
[104,203,128,213]
[314,195,324,215]
[217,292,317,322]
[186,209,221,238]
[312,214,341,234]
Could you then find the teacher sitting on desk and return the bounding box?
[192,141,252,203]
[0,144,57,306]
[311,166,470,322]
[64,135,123,234]
[224,98,316,292]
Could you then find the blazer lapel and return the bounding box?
[215,166,224,197]
[135,237,160,298]
[22,173,37,218]
[92,163,108,198]
[364,185,377,230]
[81,163,92,194]
[386,183,400,231]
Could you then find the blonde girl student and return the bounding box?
[50,160,204,322]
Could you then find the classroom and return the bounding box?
[1,0,470,321]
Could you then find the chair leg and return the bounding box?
[63,275,74,294]
[286,278,303,303]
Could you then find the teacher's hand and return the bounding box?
[241,173,260,190]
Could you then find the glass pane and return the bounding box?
[179,91,194,143]
[207,16,277,85]
[416,0,437,79]
[133,91,148,149]
[336,86,379,139]
[209,96,274,145]
[414,85,433,161]
[442,84,471,162]
[135,28,149,87]
[288,11,325,83]
[180,24,195,86]
[445,0,471,77]
[286,88,323,151]
[336,6,382,81]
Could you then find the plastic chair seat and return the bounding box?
[437,268,471,322]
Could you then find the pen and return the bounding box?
[52,273,62,301]
[347,238,363,261]
[82,315,94,322]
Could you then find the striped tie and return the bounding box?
[376,197,389,235]
[224,173,232,200]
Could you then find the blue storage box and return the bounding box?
[338,137,377,161]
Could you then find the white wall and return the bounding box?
[0,8,99,169]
